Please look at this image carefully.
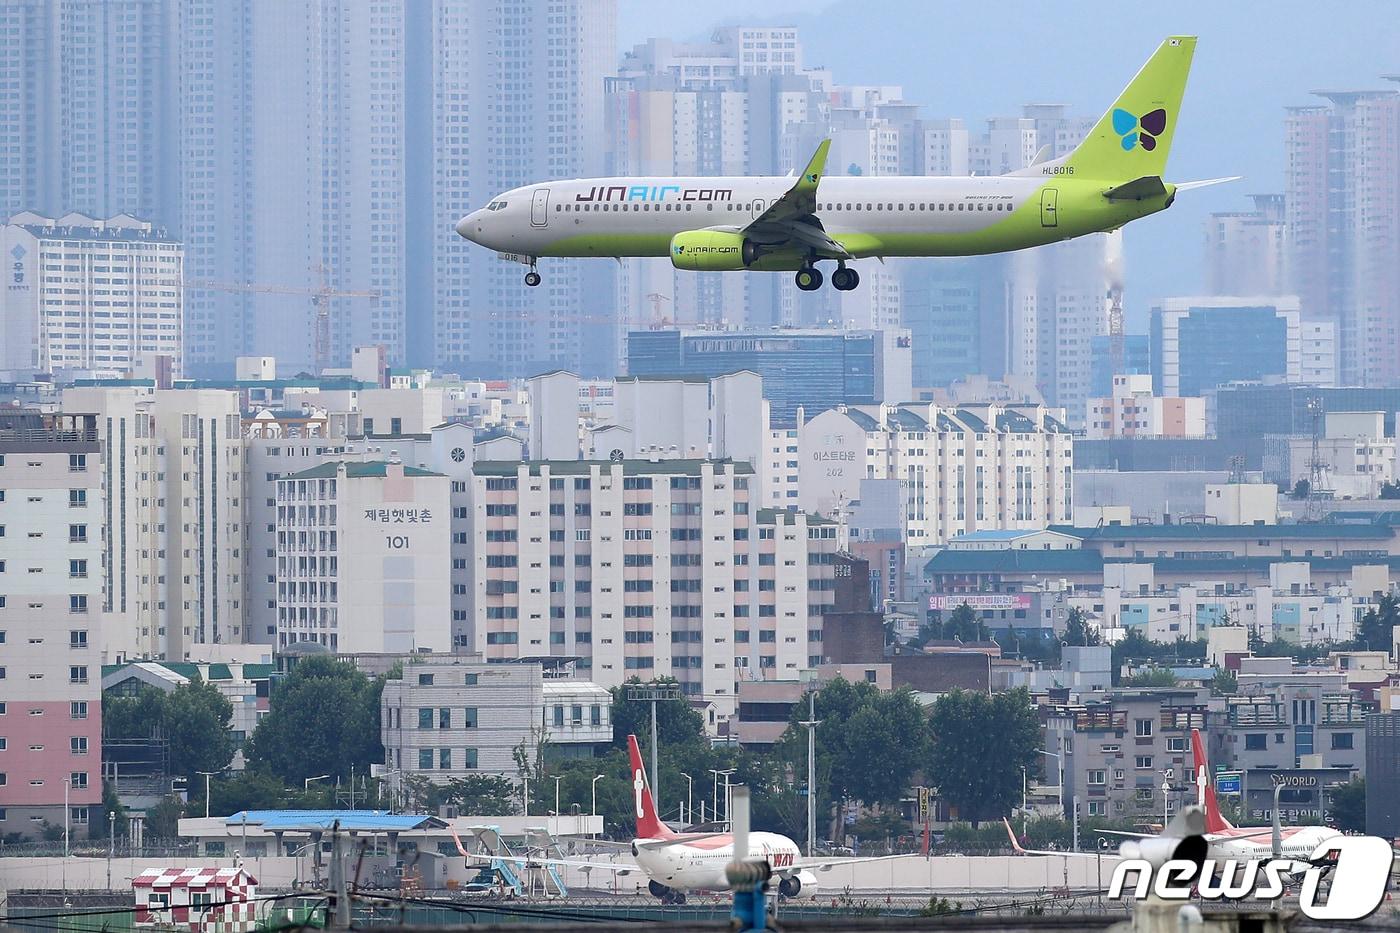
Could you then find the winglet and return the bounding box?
[1175,176,1242,192]
[1003,818,1028,854]
[797,139,831,194]
[1191,729,1234,833]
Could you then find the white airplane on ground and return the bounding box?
[1004,728,1341,863]
[467,734,900,904]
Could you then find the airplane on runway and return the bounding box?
[457,734,901,904]
[1003,729,1342,863]
[456,36,1235,292]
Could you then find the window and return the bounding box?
[439,708,451,729]
[1134,755,1153,770]
[70,630,87,648]
[69,595,87,614]
[70,771,88,789]
[1087,769,1106,785]
[417,673,434,686]
[69,454,86,472]
[69,666,87,684]
[439,748,451,770]
[1134,718,1153,738]
[71,737,89,754]
[1244,733,1267,751]
[419,748,433,770]
[69,489,86,508]
[70,702,87,720]
[68,524,87,543]
[463,748,479,769]
[590,705,602,726]
[1167,737,1185,753]
[1331,732,1354,751]
[418,708,434,729]
[463,707,478,728]
[69,560,87,579]
[553,706,564,726]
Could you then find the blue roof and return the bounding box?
[224,809,446,832]
[1169,667,1218,679]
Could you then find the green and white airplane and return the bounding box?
[457,36,1233,291]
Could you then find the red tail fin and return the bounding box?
[1191,728,1233,833]
[626,734,674,840]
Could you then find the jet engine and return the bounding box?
[776,870,818,899]
[669,230,761,271]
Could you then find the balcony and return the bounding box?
[1227,699,1285,727]
[1075,709,1128,732]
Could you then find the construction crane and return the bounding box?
[644,292,671,326]
[184,268,379,373]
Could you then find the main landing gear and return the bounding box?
[524,258,541,287]
[794,262,860,292]
[648,880,686,905]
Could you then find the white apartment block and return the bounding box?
[1,212,182,378]
[798,402,1074,545]
[467,459,838,712]
[61,386,245,661]
[275,460,450,654]
[0,412,105,834]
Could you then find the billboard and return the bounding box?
[927,594,1032,611]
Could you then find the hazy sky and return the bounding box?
[618,0,1400,327]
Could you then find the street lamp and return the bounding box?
[195,770,224,820]
[1161,769,1174,828]
[552,776,563,819]
[680,773,694,825]
[305,774,331,793]
[591,774,604,821]
[1039,749,1064,813]
[708,768,736,825]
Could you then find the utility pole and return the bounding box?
[328,822,350,929]
[626,683,682,822]
[798,691,821,857]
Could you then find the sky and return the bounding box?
[618,0,1400,328]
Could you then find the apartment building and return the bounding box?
[0,212,182,379]
[799,402,1074,545]
[380,656,609,783]
[0,412,104,836]
[467,459,838,711]
[1044,689,1210,822]
[1085,374,1206,440]
[275,460,451,654]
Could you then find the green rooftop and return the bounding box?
[288,460,443,480]
[473,458,754,477]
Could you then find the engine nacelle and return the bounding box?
[1119,834,1209,872]
[776,870,818,900]
[669,230,759,271]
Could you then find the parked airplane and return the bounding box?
[457,36,1234,291]
[1003,729,1341,863]
[461,735,899,903]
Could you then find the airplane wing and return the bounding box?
[789,853,912,874]
[1175,176,1242,192]
[1002,818,1107,859]
[740,139,851,260]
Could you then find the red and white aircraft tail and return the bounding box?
[627,734,676,841]
[1191,728,1234,834]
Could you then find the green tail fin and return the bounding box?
[1065,36,1196,180]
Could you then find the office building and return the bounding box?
[1366,713,1400,837]
[1089,335,1151,398]
[466,459,839,710]
[1214,385,1400,441]
[626,327,911,429]
[1261,410,1395,499]
[1151,297,1302,397]
[799,402,1074,545]
[275,460,451,654]
[1,212,182,378]
[1286,88,1400,386]
[0,411,105,836]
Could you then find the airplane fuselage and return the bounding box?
[1207,825,1342,862]
[457,173,1173,270]
[632,830,804,892]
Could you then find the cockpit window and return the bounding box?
[487,201,508,211]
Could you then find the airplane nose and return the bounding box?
[456,212,477,242]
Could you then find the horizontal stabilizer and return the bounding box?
[1175,175,1242,192]
[1105,175,1167,201]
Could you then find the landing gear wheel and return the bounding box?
[524,270,541,287]
[795,266,823,291]
[832,266,860,291]
[673,893,687,905]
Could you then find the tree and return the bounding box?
[1210,668,1238,696]
[1355,595,1399,652]
[1329,778,1365,833]
[1379,481,1400,500]
[443,775,518,815]
[145,796,186,841]
[940,604,988,642]
[927,688,1040,824]
[1291,478,1311,500]
[93,781,128,840]
[609,677,705,750]
[103,676,235,791]
[1123,668,1178,687]
[244,657,384,786]
[208,769,297,815]
[1063,608,1101,647]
